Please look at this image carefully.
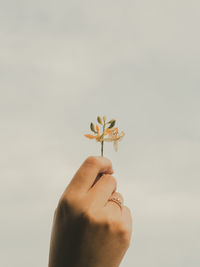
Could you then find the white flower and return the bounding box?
[104,128,125,152]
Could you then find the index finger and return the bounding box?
[65,156,114,194]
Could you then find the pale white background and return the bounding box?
[0,1,200,267]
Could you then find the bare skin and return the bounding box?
[48,156,133,267]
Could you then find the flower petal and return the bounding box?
[84,134,97,139]
[104,128,112,135]
[96,125,99,133]
[105,127,117,137]
[117,131,125,140]
[121,131,125,136]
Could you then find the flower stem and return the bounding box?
[101,121,106,157]
[101,141,104,156]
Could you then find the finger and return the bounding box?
[65,156,113,194]
[87,174,117,208]
[121,206,133,236]
[105,192,124,215]
[108,191,124,206]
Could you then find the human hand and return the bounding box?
[48,156,133,267]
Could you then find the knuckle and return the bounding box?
[79,207,98,225]
[118,227,131,247]
[100,219,111,231]
[94,218,111,232]
[56,194,92,222]
[111,220,131,246]
[78,207,90,222]
[56,197,70,215]
[58,192,82,214]
[81,209,110,230]
[84,156,99,167]
[124,206,133,220]
[118,225,131,245]
[60,193,74,207]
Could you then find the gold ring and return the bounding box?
[108,196,123,209]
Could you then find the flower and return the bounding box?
[104,127,125,152]
[84,124,105,142]
[84,116,125,156]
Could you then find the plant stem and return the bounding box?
[101,141,104,156]
[101,121,106,157]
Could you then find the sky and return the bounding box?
[0,1,200,266]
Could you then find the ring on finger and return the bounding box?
[108,196,123,209]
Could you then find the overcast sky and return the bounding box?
[0,1,200,267]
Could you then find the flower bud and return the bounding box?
[90,122,96,133]
[97,116,103,125]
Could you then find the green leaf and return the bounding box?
[108,120,116,128]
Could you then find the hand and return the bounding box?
[48,156,133,267]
